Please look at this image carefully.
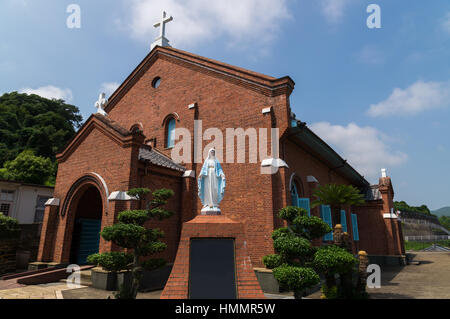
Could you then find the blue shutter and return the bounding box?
[298,198,311,216]
[340,210,347,233]
[167,118,176,148]
[351,213,359,241]
[321,205,333,241]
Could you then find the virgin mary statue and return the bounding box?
[198,148,226,214]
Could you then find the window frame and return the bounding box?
[166,117,176,149]
[34,195,51,223]
[0,202,11,216]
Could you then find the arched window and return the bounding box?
[290,182,299,207]
[166,117,176,148]
[290,178,311,216]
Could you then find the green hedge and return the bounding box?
[87,252,133,272]
[0,213,20,239]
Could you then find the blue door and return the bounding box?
[76,219,102,265]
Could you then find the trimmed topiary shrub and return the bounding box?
[263,206,332,299]
[87,252,133,272]
[88,187,174,299]
[313,244,358,298]
[272,265,320,299]
[141,258,167,271]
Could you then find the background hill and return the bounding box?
[432,207,450,217]
[0,92,82,185]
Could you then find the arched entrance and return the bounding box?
[68,185,103,264]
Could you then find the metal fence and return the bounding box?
[404,235,450,242]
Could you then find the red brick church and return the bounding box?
[37,36,404,270]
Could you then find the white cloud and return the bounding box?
[309,122,407,181]
[120,0,290,49]
[441,11,450,34]
[19,85,73,102]
[356,45,385,65]
[319,0,352,23]
[367,80,450,117]
[100,82,120,97]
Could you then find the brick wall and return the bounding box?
[160,215,265,299]
[0,239,18,275]
[37,47,404,268]
[105,51,292,267]
[138,164,183,263]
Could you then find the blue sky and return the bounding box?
[1,0,449,210]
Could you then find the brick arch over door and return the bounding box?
[57,173,109,263]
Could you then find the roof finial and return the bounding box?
[151,11,173,50]
[381,168,387,178]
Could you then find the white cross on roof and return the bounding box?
[151,11,173,50]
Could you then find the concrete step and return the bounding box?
[80,270,92,280]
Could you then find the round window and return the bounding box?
[152,77,161,89]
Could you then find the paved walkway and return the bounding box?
[368,251,450,299]
[0,279,24,291]
[0,282,83,299]
[62,287,162,299]
[1,252,448,299]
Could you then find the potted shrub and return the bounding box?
[87,252,133,291]
[262,206,332,299]
[88,187,174,299]
[138,258,172,291]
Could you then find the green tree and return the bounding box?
[3,150,54,185]
[311,184,365,227]
[394,201,433,216]
[439,216,450,231]
[0,213,21,239]
[89,188,174,299]
[0,91,82,166]
[263,206,332,299]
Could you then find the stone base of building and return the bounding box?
[160,215,265,299]
[368,255,407,266]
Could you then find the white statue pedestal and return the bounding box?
[201,206,221,215]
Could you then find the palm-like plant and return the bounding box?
[311,184,365,227]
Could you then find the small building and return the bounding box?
[0,179,54,224]
[0,179,54,269]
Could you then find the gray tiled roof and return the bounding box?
[138,147,186,172]
[365,185,382,200]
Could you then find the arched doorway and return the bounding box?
[69,185,103,265]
